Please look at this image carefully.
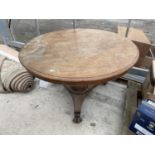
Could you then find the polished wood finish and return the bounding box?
[19,29,139,123]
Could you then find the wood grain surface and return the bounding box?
[19,29,139,85]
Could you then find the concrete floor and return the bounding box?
[0,80,127,135]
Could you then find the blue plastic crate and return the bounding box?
[129,99,155,135]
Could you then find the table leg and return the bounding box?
[65,85,96,123]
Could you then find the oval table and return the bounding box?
[19,28,139,123]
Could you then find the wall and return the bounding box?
[10,19,155,44]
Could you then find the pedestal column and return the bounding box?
[65,85,95,123]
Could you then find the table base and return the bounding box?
[64,85,96,123]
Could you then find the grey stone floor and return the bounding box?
[0,80,126,135]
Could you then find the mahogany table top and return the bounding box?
[19,29,139,85]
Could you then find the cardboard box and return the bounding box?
[129,99,155,135]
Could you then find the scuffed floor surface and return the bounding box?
[0,81,126,134]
